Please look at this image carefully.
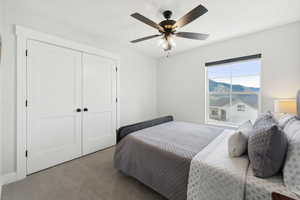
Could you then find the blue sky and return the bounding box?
[208,59,261,88]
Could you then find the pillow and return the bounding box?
[277,114,297,129]
[228,120,253,157]
[283,117,300,141]
[248,125,288,178]
[283,119,300,196]
[253,111,277,130]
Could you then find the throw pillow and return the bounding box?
[248,125,288,178]
[277,114,297,129]
[253,111,277,130]
[228,120,253,157]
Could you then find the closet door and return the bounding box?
[82,53,117,155]
[27,40,82,174]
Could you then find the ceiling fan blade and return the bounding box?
[175,32,209,40]
[173,5,208,29]
[130,34,161,43]
[131,13,164,32]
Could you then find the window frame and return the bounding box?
[204,56,262,127]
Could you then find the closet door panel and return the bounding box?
[27,40,82,174]
[82,53,117,155]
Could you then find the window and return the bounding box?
[205,55,261,126]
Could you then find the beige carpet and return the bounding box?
[2,147,166,200]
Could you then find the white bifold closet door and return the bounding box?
[82,53,117,155]
[26,40,117,174]
[27,40,83,174]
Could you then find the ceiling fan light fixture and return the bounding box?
[158,36,175,51]
[161,40,169,50]
[158,37,165,46]
[157,37,167,49]
[168,35,176,48]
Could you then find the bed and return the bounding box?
[114,91,300,200]
[115,121,224,200]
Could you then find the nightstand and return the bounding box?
[272,192,296,200]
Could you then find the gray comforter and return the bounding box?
[114,121,224,200]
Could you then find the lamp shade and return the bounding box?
[274,99,297,114]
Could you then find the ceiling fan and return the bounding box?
[130,4,209,52]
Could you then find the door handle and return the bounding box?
[83,108,88,112]
[76,108,82,112]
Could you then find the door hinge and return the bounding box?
[116,98,118,103]
[25,150,28,157]
[25,49,28,57]
[25,100,28,107]
[115,67,118,72]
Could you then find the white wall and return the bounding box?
[157,22,300,124]
[1,1,158,175]
[0,0,4,192]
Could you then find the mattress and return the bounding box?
[114,121,224,200]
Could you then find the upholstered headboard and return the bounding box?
[297,90,300,118]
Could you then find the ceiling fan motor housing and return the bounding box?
[159,10,176,33]
[159,20,176,33]
[163,10,172,19]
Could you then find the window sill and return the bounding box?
[205,121,238,129]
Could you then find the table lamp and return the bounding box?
[274,99,297,114]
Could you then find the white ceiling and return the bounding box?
[11,0,300,58]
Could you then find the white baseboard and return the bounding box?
[2,172,18,185]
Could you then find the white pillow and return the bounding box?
[277,114,297,129]
[228,120,253,157]
[283,119,300,196]
[283,117,300,141]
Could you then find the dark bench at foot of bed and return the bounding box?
[116,116,174,143]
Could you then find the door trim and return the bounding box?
[15,25,120,181]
